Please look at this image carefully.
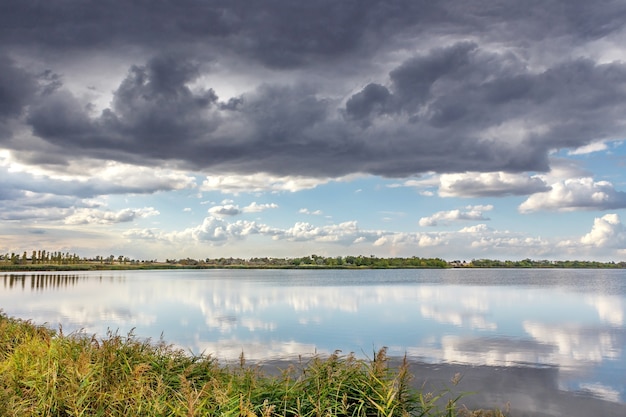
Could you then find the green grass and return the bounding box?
[0,312,507,416]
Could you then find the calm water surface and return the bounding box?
[2,268,625,413]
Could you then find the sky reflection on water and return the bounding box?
[1,268,625,405]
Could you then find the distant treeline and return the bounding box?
[182,256,626,269]
[467,258,626,268]
[178,255,449,268]
[0,251,155,266]
[1,251,625,270]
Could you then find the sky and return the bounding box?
[1,0,626,262]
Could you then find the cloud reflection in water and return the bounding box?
[1,269,625,404]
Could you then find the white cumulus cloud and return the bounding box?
[459,224,490,233]
[299,208,323,215]
[64,207,159,225]
[200,173,334,194]
[178,217,274,243]
[208,204,241,216]
[438,172,549,197]
[580,214,626,248]
[419,205,493,227]
[567,141,608,155]
[242,202,279,213]
[519,178,626,213]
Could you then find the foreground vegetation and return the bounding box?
[0,312,506,416]
[1,250,625,271]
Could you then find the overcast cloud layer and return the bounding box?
[2,0,626,261]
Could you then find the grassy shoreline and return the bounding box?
[0,312,506,416]
[2,252,625,271]
[0,261,448,272]
[1,262,625,272]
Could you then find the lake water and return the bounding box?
[1,268,625,416]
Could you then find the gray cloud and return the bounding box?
[437,173,551,198]
[0,163,194,200]
[28,90,93,141]
[0,56,37,119]
[0,1,444,68]
[27,55,220,161]
[0,55,38,138]
[419,205,493,227]
[4,1,625,63]
[21,47,626,178]
[64,207,159,225]
[344,83,393,123]
[208,205,242,217]
[3,1,626,181]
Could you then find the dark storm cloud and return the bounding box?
[23,45,626,177]
[2,1,624,63]
[0,0,440,67]
[28,90,93,140]
[0,55,38,136]
[3,0,626,179]
[0,0,234,50]
[0,56,36,118]
[345,83,393,122]
[27,55,220,160]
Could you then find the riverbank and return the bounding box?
[2,252,626,271]
[0,262,446,272]
[2,315,625,417]
[0,312,508,416]
[1,260,625,272]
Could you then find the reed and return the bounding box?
[0,312,507,416]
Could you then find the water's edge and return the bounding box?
[254,357,626,417]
